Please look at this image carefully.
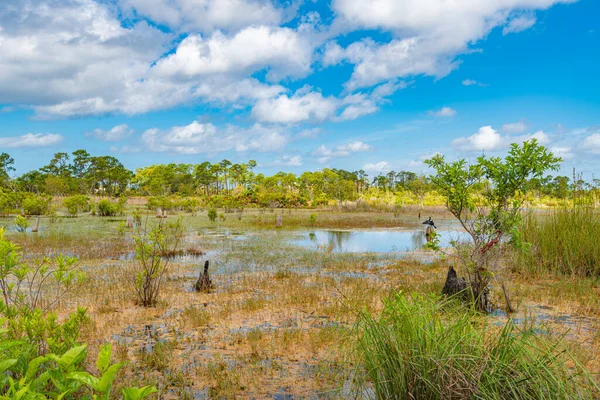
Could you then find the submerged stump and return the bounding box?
[195,260,213,292]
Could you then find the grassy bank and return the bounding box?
[516,207,600,276]
[355,293,598,399]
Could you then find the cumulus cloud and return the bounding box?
[363,161,391,173]
[429,106,456,117]
[502,121,528,134]
[582,134,600,154]
[140,121,288,154]
[153,26,314,81]
[273,155,303,167]
[88,124,134,141]
[550,146,574,160]
[452,126,550,152]
[0,133,63,148]
[252,90,338,123]
[329,0,567,88]
[312,141,372,163]
[120,0,286,33]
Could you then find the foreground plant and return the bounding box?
[0,228,156,398]
[133,218,184,307]
[355,293,598,399]
[425,139,561,311]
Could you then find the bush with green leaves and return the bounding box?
[0,228,156,399]
[0,191,25,215]
[23,195,51,215]
[425,139,561,311]
[63,195,91,217]
[133,219,184,307]
[356,292,599,399]
[97,199,124,217]
[207,207,217,222]
[13,215,30,232]
[0,340,156,399]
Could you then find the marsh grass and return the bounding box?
[355,292,598,399]
[517,207,600,276]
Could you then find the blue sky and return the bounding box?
[0,0,599,179]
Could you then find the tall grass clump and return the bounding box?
[355,293,597,399]
[516,207,600,276]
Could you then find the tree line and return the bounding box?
[0,150,598,210]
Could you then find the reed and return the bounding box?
[516,207,600,276]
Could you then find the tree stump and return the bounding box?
[276,215,282,227]
[32,218,40,233]
[442,266,469,298]
[156,208,162,218]
[195,260,213,292]
[126,216,134,228]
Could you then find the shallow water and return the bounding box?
[291,229,464,253]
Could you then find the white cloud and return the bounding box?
[329,0,568,88]
[141,121,289,154]
[0,0,170,111]
[550,146,574,160]
[88,124,134,141]
[452,126,551,152]
[429,106,456,117]
[120,0,286,33]
[252,90,338,123]
[363,161,391,173]
[312,140,372,163]
[298,128,322,138]
[0,133,63,148]
[273,155,303,167]
[462,79,487,87]
[582,134,600,154]
[153,26,313,81]
[502,121,528,134]
[503,13,537,35]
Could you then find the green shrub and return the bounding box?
[97,199,124,216]
[355,293,598,399]
[0,228,156,399]
[63,195,91,217]
[516,207,600,276]
[207,207,217,222]
[309,213,317,226]
[13,215,30,232]
[22,195,51,215]
[0,191,25,214]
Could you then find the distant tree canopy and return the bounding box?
[0,148,597,212]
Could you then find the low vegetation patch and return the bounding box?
[355,293,598,399]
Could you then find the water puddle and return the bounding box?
[291,229,464,253]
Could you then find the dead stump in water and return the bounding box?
[276,214,282,227]
[195,260,213,292]
[442,266,469,299]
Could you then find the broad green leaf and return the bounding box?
[21,356,48,384]
[96,343,112,373]
[67,371,99,389]
[97,362,124,393]
[0,359,17,373]
[57,345,87,370]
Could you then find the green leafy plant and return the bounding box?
[97,199,124,217]
[64,195,91,217]
[13,215,30,232]
[425,139,561,311]
[22,195,51,216]
[133,219,184,307]
[207,207,217,222]
[308,213,317,227]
